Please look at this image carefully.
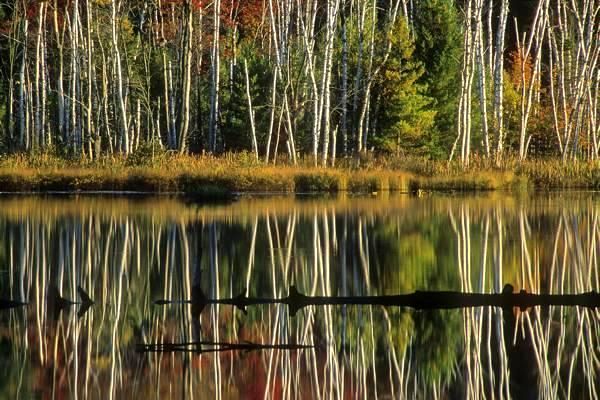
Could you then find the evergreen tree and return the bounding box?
[413,0,463,158]
[373,17,435,155]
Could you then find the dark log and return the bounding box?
[155,284,600,316]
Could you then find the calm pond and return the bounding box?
[0,193,598,399]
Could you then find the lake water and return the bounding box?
[0,193,598,399]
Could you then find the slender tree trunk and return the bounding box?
[297,0,320,165]
[353,2,367,154]
[177,0,194,153]
[208,0,221,153]
[41,9,48,149]
[451,0,476,166]
[517,0,549,161]
[474,0,490,157]
[71,0,82,154]
[86,1,94,158]
[341,2,349,157]
[111,0,129,154]
[6,12,18,150]
[243,60,259,160]
[494,0,509,163]
[34,2,44,150]
[53,0,66,144]
[265,71,277,163]
[358,0,401,154]
[18,19,28,150]
[357,1,374,154]
[321,0,340,167]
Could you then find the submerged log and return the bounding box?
[136,341,314,354]
[0,299,28,310]
[155,284,600,316]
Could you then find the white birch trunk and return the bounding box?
[243,60,259,160]
[111,0,129,154]
[34,2,44,149]
[321,0,341,167]
[18,19,28,150]
[177,0,194,153]
[474,0,490,157]
[341,2,349,156]
[208,0,221,153]
[53,0,66,144]
[494,0,509,163]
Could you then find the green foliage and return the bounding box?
[220,43,273,153]
[373,17,436,155]
[413,0,463,158]
[124,141,170,167]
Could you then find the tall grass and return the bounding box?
[1,151,598,193]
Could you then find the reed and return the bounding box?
[1,152,600,194]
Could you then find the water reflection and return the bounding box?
[0,194,598,399]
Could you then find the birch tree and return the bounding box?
[177,0,194,153]
[451,0,476,166]
[208,0,221,153]
[494,0,509,162]
[111,0,129,154]
[516,0,549,161]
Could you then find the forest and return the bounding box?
[0,0,599,167]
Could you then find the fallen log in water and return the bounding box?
[155,284,600,316]
[0,299,28,310]
[0,286,94,317]
[136,341,314,354]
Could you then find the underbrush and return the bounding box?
[1,151,598,194]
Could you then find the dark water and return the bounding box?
[0,193,598,399]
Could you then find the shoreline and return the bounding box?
[0,166,515,196]
[1,154,600,196]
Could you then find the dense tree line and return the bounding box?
[0,0,599,165]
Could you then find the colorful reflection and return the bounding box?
[0,194,598,399]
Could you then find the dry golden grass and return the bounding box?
[1,151,595,194]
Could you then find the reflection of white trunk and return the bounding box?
[493,210,510,399]
[110,221,129,400]
[208,223,222,400]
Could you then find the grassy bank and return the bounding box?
[0,152,597,195]
[0,153,412,195]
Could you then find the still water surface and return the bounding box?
[0,193,598,399]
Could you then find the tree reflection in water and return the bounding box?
[0,194,597,399]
